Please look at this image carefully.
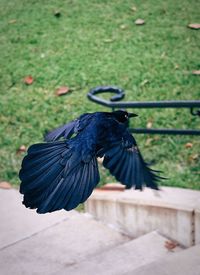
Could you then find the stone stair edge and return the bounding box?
[126,243,200,275]
[59,230,184,275]
[88,184,200,211]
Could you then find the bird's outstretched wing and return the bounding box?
[102,131,162,190]
[44,113,93,142]
[19,140,100,213]
[44,120,77,142]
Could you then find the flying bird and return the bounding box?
[19,110,163,214]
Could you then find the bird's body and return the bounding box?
[19,111,162,214]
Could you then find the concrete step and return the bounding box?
[60,231,183,275]
[126,244,200,275]
[0,189,129,275]
[85,184,200,247]
[0,188,75,249]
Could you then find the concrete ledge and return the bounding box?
[194,205,200,244]
[85,184,200,247]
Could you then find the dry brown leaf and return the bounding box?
[135,19,145,25]
[130,6,137,12]
[9,19,17,24]
[140,79,149,86]
[145,138,153,146]
[189,154,199,161]
[147,121,153,129]
[192,70,200,75]
[188,23,200,30]
[54,11,61,18]
[55,86,71,96]
[165,240,178,251]
[161,52,166,59]
[174,64,179,70]
[97,157,104,164]
[16,145,27,154]
[103,38,114,43]
[0,181,12,189]
[24,76,34,85]
[98,184,125,191]
[153,136,160,141]
[120,24,127,30]
[185,142,193,149]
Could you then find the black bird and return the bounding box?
[19,110,162,214]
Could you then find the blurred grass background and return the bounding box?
[0,0,199,189]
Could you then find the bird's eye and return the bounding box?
[125,114,128,119]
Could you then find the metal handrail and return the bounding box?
[87,86,200,135]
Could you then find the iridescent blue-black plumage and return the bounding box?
[19,110,162,214]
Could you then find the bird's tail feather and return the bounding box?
[19,141,99,213]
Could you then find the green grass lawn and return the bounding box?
[0,0,199,190]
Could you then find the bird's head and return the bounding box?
[112,110,138,123]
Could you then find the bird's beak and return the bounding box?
[128,113,138,118]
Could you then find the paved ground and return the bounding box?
[1,188,200,275]
[0,189,128,275]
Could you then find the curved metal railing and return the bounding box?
[87,86,200,135]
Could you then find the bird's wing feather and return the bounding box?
[44,113,93,142]
[102,130,162,190]
[44,121,77,142]
[19,140,100,213]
